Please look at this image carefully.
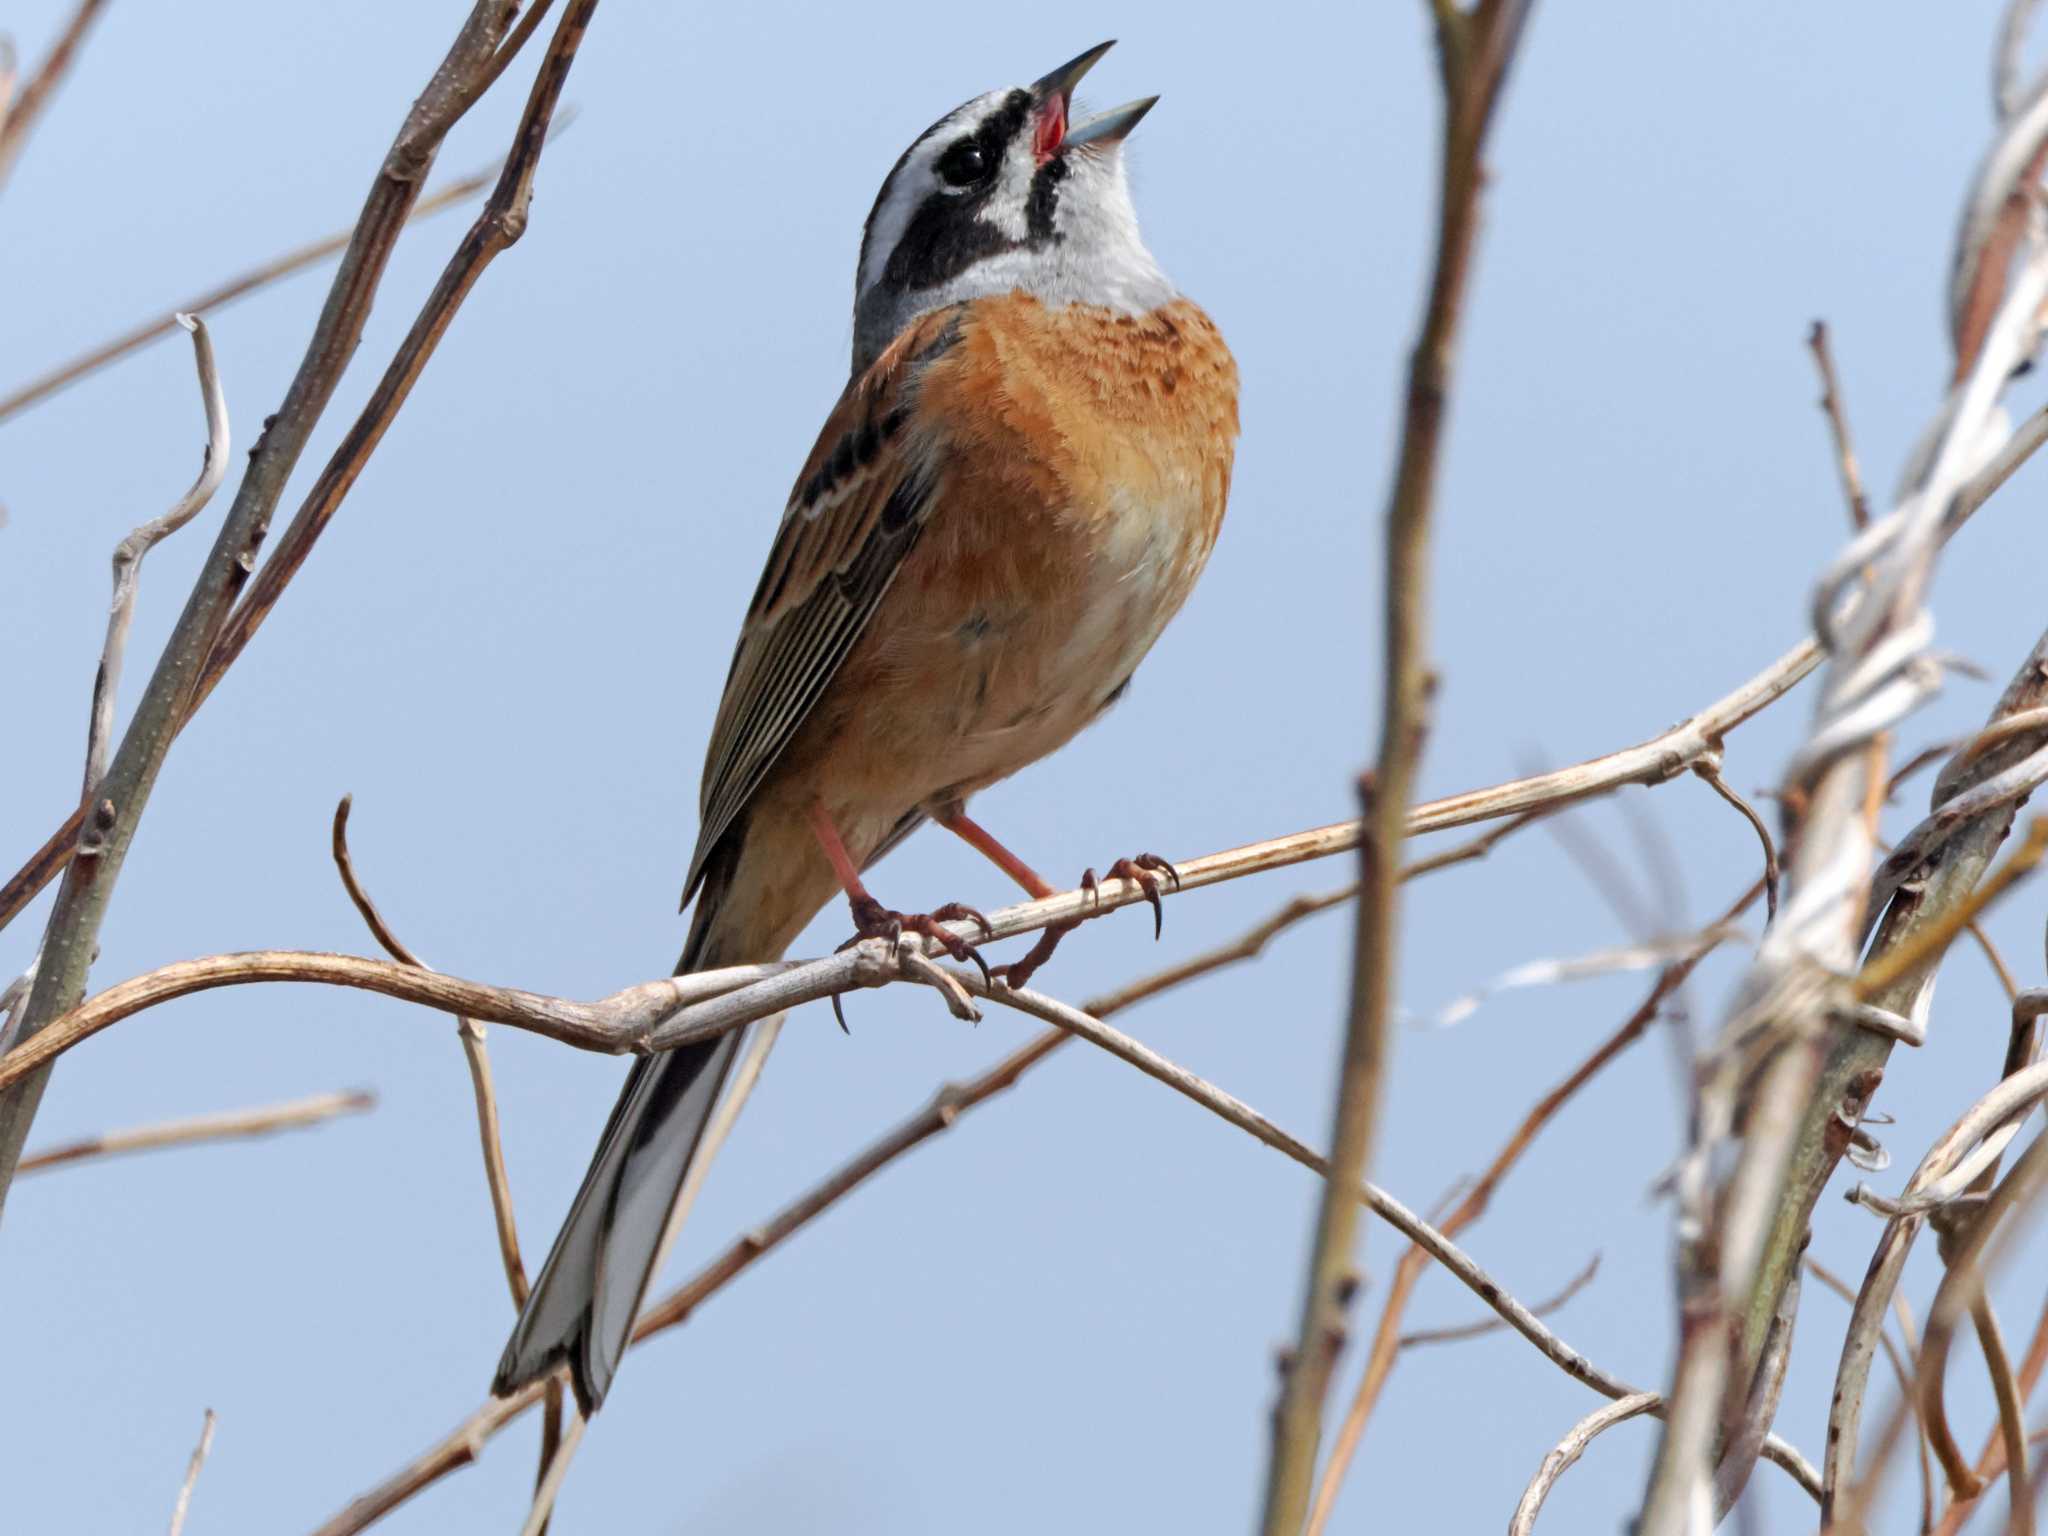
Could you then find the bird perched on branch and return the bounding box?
[495,40,1238,1415]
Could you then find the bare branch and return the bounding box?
[330,795,528,1308]
[0,135,550,423]
[1266,8,1546,1499]
[83,313,230,795]
[1396,1251,1600,1348]
[1698,761,1781,919]
[0,0,108,197]
[1808,320,1872,530]
[1305,877,1766,1536]
[1807,1254,1935,1533]
[1509,1393,1818,1536]
[165,1408,216,1536]
[515,1407,582,1536]
[0,0,596,1222]
[18,1089,373,1175]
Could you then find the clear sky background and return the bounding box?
[5,4,2048,1532]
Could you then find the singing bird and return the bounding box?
[495,41,1239,1414]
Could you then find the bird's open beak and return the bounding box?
[1030,41,1156,158]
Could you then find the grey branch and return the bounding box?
[83,313,230,797]
[18,1089,374,1175]
[165,1407,216,1536]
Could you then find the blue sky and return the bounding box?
[4,3,2047,1532]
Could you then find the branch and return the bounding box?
[1807,320,1871,530]
[165,1407,216,1536]
[0,136,537,423]
[306,845,1494,1532]
[0,808,1589,1094]
[1261,5,1534,1513]
[330,795,528,1308]
[83,313,230,795]
[1509,1394,1819,1536]
[1304,876,1766,1536]
[0,0,588,1224]
[17,1089,373,1174]
[1642,6,2048,1516]
[0,0,108,197]
[0,590,1821,945]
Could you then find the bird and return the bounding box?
[494,40,1239,1416]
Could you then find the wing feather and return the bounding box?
[682,306,966,904]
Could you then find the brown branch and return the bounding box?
[1808,320,1872,530]
[1698,761,1780,920]
[1260,5,1534,1522]
[17,1089,373,1175]
[165,1407,216,1536]
[0,0,547,1225]
[0,602,1820,947]
[306,835,1516,1532]
[330,795,529,1309]
[0,0,108,196]
[1303,876,1766,1536]
[1934,1281,2048,1532]
[1396,1251,1601,1348]
[0,139,536,423]
[1806,1254,1934,1534]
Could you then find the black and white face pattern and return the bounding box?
[850,84,1175,377]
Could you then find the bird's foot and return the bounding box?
[832,894,993,1031]
[994,853,1182,992]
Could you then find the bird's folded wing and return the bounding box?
[683,305,967,904]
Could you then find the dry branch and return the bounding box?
[1304,877,1766,1536]
[0,0,107,197]
[82,314,229,795]
[330,795,529,1309]
[165,1407,216,1536]
[0,0,590,1222]
[0,143,524,423]
[1641,7,2048,1517]
[17,1089,373,1175]
[1261,1,1534,1520]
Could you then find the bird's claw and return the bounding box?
[833,894,993,1029]
[994,852,1181,991]
[1103,852,1181,940]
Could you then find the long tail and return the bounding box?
[492,899,742,1415]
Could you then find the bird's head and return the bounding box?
[851,41,1175,375]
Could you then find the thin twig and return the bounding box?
[83,314,230,796]
[1260,7,1534,1519]
[1807,1254,1935,1534]
[165,1408,216,1536]
[0,0,544,1225]
[1699,761,1781,919]
[1510,1392,1819,1535]
[304,853,1524,1534]
[1833,1127,2048,1530]
[0,138,542,423]
[0,0,108,197]
[1934,1281,2048,1532]
[1809,320,1872,530]
[515,1407,583,1536]
[0,608,1822,950]
[18,1089,373,1174]
[1397,1251,1600,1348]
[1303,878,1766,1536]
[329,794,528,1307]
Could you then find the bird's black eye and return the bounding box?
[937,139,990,187]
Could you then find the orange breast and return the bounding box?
[772,292,1239,859]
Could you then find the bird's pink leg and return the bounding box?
[934,807,1180,991]
[808,800,991,967]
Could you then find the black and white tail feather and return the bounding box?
[491,897,740,1415]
